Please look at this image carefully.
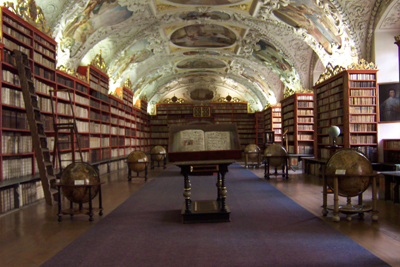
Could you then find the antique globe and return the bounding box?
[328,126,341,146]
[264,144,288,167]
[150,146,167,162]
[324,149,372,197]
[244,144,261,160]
[60,162,100,203]
[127,150,148,172]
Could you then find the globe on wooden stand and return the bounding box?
[57,162,103,222]
[327,125,341,148]
[263,144,289,179]
[244,144,261,168]
[60,162,100,203]
[323,149,378,221]
[126,150,149,181]
[150,146,167,169]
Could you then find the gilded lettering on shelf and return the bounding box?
[4,0,51,36]
[90,50,107,74]
[347,59,378,71]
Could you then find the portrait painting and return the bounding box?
[170,24,236,48]
[272,0,341,54]
[177,58,226,69]
[61,0,133,56]
[253,40,292,72]
[379,83,400,122]
[179,11,230,21]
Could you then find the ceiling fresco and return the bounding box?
[3,0,397,114]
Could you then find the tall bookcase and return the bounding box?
[0,6,57,211]
[255,111,264,148]
[281,93,314,155]
[383,139,400,164]
[313,67,378,162]
[264,105,282,144]
[0,7,151,214]
[210,102,255,150]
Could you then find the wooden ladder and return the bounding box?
[13,50,57,206]
[49,82,84,175]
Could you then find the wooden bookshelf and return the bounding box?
[264,106,282,144]
[0,7,151,213]
[281,93,314,155]
[383,139,400,164]
[255,111,264,148]
[313,69,378,162]
[0,6,57,211]
[210,102,255,150]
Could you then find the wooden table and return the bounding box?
[55,182,105,222]
[174,159,235,223]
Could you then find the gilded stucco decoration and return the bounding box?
[5,0,51,35]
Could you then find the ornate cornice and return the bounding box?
[347,59,378,70]
[91,50,107,74]
[315,63,346,84]
[4,0,51,36]
[56,65,87,83]
[162,95,187,104]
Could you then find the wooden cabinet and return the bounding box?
[281,93,314,155]
[313,69,378,161]
[264,106,282,144]
[383,139,400,164]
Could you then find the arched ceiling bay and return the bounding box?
[4,0,396,113]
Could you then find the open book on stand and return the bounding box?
[173,129,231,152]
[168,124,241,162]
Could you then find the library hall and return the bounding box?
[1,0,400,266]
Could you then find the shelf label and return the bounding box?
[266,154,272,157]
[335,169,346,175]
[74,180,85,185]
[138,159,145,162]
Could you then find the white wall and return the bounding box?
[374,30,400,162]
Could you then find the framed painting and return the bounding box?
[379,82,400,122]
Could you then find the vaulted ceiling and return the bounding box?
[5,0,399,114]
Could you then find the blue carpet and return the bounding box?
[41,164,390,267]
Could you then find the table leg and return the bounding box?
[163,157,167,169]
[333,177,340,222]
[151,155,154,170]
[216,172,222,201]
[322,174,328,216]
[371,176,379,221]
[88,187,94,221]
[245,154,249,168]
[220,170,228,212]
[98,184,103,216]
[183,174,191,213]
[264,158,267,179]
[145,165,148,181]
[127,168,131,181]
[57,186,62,222]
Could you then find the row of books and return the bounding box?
[385,140,400,149]
[2,157,32,180]
[2,133,33,154]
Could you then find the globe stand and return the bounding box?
[127,162,149,181]
[151,153,167,169]
[322,173,379,222]
[264,155,289,179]
[245,151,262,169]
